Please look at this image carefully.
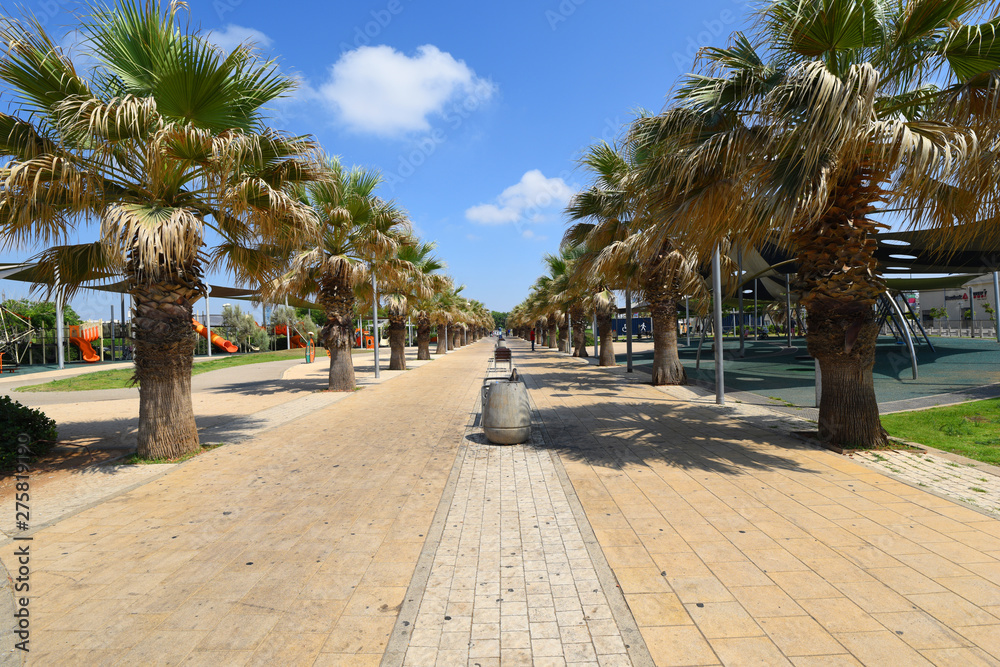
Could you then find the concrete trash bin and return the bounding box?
[483,380,531,444]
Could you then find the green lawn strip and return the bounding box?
[16,347,316,393]
[881,397,1000,466]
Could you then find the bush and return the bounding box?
[1,396,58,470]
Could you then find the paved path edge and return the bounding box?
[381,394,476,667]
[525,372,656,667]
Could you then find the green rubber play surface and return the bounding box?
[617,336,1000,409]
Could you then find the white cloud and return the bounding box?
[208,25,274,54]
[466,170,576,226]
[317,45,495,136]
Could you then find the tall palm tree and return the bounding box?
[382,239,445,370]
[268,158,407,391]
[567,140,706,381]
[0,2,318,459]
[638,0,1000,446]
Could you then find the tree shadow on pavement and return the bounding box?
[522,369,820,478]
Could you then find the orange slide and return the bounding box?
[192,319,238,353]
[275,324,307,348]
[68,323,101,363]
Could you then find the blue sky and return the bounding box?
[1,0,752,319]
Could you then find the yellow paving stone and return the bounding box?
[729,585,805,617]
[833,630,934,666]
[624,593,693,626]
[709,636,793,666]
[908,591,1000,627]
[919,646,1000,666]
[650,551,713,578]
[955,624,1000,658]
[767,570,841,600]
[641,625,720,667]
[758,615,845,657]
[118,629,207,664]
[707,561,774,588]
[612,567,671,594]
[684,601,764,638]
[797,598,883,634]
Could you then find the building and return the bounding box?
[920,275,998,323]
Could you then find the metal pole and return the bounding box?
[593,310,598,358]
[55,269,65,370]
[625,290,633,372]
[885,293,918,379]
[737,245,745,357]
[815,358,822,407]
[685,296,691,346]
[969,285,976,338]
[206,293,213,357]
[285,296,291,350]
[712,246,725,405]
[785,274,793,348]
[566,311,572,353]
[444,324,448,352]
[753,280,758,342]
[110,305,115,362]
[372,266,380,378]
[994,272,1000,343]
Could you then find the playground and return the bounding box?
[616,336,1000,412]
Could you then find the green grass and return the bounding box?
[17,347,315,393]
[881,397,1000,465]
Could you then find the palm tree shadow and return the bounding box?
[521,369,820,477]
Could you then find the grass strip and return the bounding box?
[17,347,334,393]
[881,397,1000,465]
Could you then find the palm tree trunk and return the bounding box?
[557,316,569,353]
[320,270,356,391]
[598,312,615,366]
[451,330,459,349]
[647,272,686,385]
[547,322,557,348]
[462,327,468,346]
[417,317,432,360]
[435,324,448,354]
[571,306,589,357]
[132,278,201,460]
[796,165,888,448]
[388,313,406,370]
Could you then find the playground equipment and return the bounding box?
[192,319,238,353]
[275,324,307,348]
[355,329,375,349]
[68,323,101,363]
[0,305,35,373]
[305,333,316,363]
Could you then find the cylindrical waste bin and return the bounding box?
[483,380,531,444]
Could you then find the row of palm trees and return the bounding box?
[514,0,1000,449]
[0,1,493,460]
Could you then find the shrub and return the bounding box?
[1,396,58,470]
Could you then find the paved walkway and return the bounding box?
[4,337,1000,665]
[0,343,486,665]
[518,340,1000,666]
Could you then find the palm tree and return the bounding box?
[382,239,445,370]
[638,0,1000,446]
[0,2,318,459]
[431,284,463,354]
[268,158,407,391]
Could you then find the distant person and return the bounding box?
[529,328,536,351]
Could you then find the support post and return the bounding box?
[712,246,725,405]
[753,280,758,341]
[969,285,976,338]
[737,244,745,357]
[206,293,213,357]
[994,271,1000,344]
[885,293,918,380]
[593,309,598,358]
[372,267,380,378]
[55,269,65,370]
[625,290,633,373]
[285,296,291,351]
[685,296,691,347]
[815,358,822,407]
[785,274,793,348]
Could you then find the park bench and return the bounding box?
[0,351,18,373]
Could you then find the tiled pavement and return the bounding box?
[0,343,487,665]
[517,339,1000,666]
[397,440,644,667]
[5,336,1000,665]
